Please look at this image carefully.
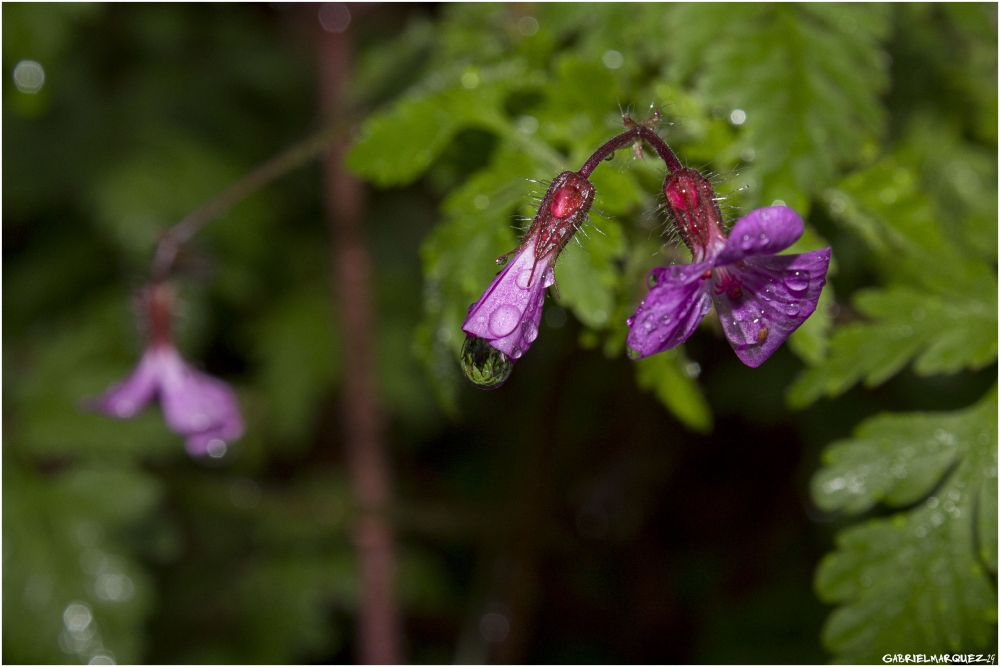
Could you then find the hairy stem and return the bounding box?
[319,12,402,665]
[577,127,641,178]
[637,125,683,173]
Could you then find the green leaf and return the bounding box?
[788,286,997,408]
[347,62,527,187]
[635,349,713,433]
[555,213,625,330]
[667,4,890,210]
[812,387,998,662]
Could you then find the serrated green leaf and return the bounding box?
[813,387,998,662]
[347,63,526,187]
[668,4,890,209]
[788,287,997,407]
[635,349,713,433]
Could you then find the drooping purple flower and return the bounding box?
[627,168,831,368]
[462,170,595,361]
[91,283,244,457]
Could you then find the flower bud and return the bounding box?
[663,168,726,262]
[530,171,596,263]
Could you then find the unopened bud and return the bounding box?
[530,171,595,261]
[663,168,726,262]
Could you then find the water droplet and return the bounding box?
[510,345,523,359]
[604,151,615,162]
[488,305,520,337]
[785,301,800,316]
[758,232,767,243]
[661,314,671,324]
[626,315,635,327]
[516,270,534,289]
[647,271,659,289]
[522,320,538,343]
[626,346,642,360]
[643,320,652,330]
[784,270,809,293]
[460,336,513,390]
[741,234,753,249]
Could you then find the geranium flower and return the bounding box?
[91,283,244,457]
[462,170,596,360]
[627,168,831,367]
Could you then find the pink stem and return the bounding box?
[319,12,402,665]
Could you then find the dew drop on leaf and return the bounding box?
[460,336,513,390]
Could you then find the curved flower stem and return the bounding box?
[637,125,683,173]
[150,115,355,282]
[577,127,641,178]
[577,120,684,180]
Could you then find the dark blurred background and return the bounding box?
[4,3,996,664]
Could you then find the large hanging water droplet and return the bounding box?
[784,270,809,294]
[626,345,642,360]
[604,151,616,162]
[460,336,513,390]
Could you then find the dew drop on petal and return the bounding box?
[643,320,653,330]
[516,270,534,289]
[488,305,520,337]
[522,320,538,343]
[784,270,809,294]
[626,346,642,360]
[741,234,753,250]
[510,345,523,360]
[626,315,635,327]
[460,336,513,390]
[785,301,800,316]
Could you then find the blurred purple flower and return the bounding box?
[91,283,244,457]
[463,170,595,360]
[627,169,831,367]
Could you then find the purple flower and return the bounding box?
[627,169,831,368]
[91,283,244,457]
[462,170,595,360]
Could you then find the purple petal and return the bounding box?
[713,248,831,367]
[157,348,244,450]
[91,348,163,418]
[626,262,714,358]
[462,245,552,359]
[715,207,804,266]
